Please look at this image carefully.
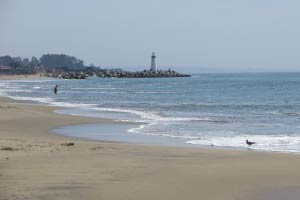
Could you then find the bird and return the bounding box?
[246,140,256,146]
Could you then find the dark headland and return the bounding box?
[0,53,190,79]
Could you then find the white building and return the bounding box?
[150,52,157,71]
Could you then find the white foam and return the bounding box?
[4,86,20,89]
[128,123,201,140]
[268,111,300,116]
[155,117,215,122]
[9,78,56,83]
[6,95,96,109]
[7,95,54,104]
[6,89,33,93]
[58,91,83,94]
[71,87,117,90]
[187,134,300,153]
[49,101,97,108]
[91,107,160,120]
[128,123,157,134]
[90,107,209,123]
[133,91,177,94]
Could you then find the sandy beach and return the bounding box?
[1,97,300,200]
[0,74,41,80]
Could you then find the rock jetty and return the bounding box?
[44,71,88,79]
[44,69,191,79]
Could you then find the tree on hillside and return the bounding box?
[0,55,14,66]
[39,54,85,70]
[30,56,40,67]
[23,58,30,67]
[0,55,25,67]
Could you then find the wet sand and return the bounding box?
[1,97,300,200]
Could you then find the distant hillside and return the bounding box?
[0,54,96,70]
[39,54,85,70]
[0,53,100,74]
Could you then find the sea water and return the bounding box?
[2,73,300,153]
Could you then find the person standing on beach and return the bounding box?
[54,85,58,95]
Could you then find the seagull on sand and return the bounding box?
[246,140,256,146]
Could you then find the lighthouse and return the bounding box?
[150,52,157,71]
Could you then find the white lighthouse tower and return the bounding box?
[150,52,157,71]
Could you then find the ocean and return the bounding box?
[2,73,300,153]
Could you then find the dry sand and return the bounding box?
[0,74,41,80]
[1,97,300,200]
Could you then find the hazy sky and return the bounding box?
[1,0,300,72]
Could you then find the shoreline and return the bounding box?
[25,102,300,155]
[2,75,300,154]
[5,95,284,154]
[1,98,300,199]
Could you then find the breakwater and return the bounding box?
[44,69,191,79]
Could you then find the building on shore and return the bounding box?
[150,52,157,71]
[0,65,11,74]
